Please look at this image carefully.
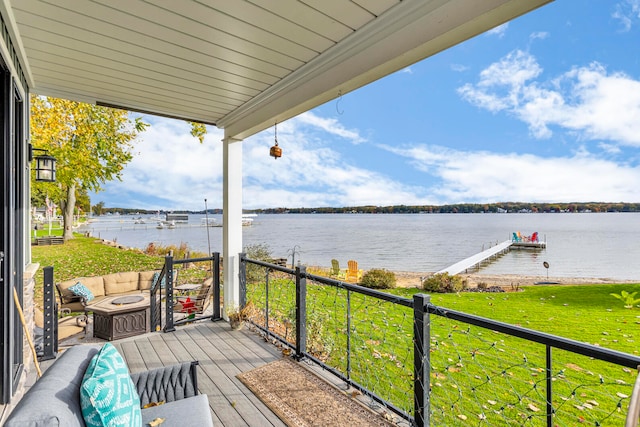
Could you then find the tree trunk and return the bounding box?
[62,184,76,241]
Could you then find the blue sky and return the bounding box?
[92,0,640,211]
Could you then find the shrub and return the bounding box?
[422,273,467,293]
[610,290,640,308]
[244,243,273,283]
[360,269,396,289]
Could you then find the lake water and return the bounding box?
[79,213,640,281]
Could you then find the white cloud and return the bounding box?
[613,0,640,31]
[240,117,431,208]
[529,31,549,41]
[458,51,640,146]
[451,63,468,72]
[458,50,543,113]
[97,107,640,210]
[385,144,640,203]
[102,114,431,210]
[102,118,225,210]
[295,111,366,144]
[486,23,508,38]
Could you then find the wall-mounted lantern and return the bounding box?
[29,145,57,182]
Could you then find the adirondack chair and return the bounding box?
[174,277,214,319]
[345,260,362,283]
[330,259,345,279]
[531,231,539,242]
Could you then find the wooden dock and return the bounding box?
[436,238,547,275]
[436,240,513,275]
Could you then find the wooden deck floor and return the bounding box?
[112,321,287,426]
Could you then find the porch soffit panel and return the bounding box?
[8,0,551,137]
[220,0,553,140]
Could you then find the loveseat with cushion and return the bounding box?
[55,270,171,313]
[4,343,214,426]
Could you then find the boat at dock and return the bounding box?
[166,213,188,223]
[201,218,221,227]
[156,220,176,229]
[242,214,256,226]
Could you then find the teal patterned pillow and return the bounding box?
[69,281,94,302]
[80,343,142,427]
[152,271,170,289]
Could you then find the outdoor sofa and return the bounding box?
[4,343,214,426]
[55,270,169,313]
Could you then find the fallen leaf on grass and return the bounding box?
[527,403,540,412]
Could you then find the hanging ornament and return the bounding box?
[270,122,282,159]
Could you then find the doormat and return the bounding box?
[236,358,396,427]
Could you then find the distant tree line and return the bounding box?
[254,202,640,214]
[95,202,640,215]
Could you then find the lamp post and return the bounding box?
[288,245,302,268]
[29,145,57,182]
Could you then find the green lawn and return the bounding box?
[246,273,640,426]
[31,234,214,305]
[31,234,163,283]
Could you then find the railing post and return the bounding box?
[212,252,221,320]
[265,268,270,340]
[295,265,307,360]
[163,255,175,332]
[546,345,553,427]
[150,270,158,332]
[413,294,430,427]
[346,289,351,380]
[239,252,247,309]
[40,266,57,361]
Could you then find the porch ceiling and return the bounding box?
[6,0,551,140]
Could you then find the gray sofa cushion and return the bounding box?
[141,394,213,427]
[130,362,197,406]
[5,345,100,427]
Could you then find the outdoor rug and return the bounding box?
[236,357,396,427]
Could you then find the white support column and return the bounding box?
[222,133,243,320]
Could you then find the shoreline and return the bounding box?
[96,238,638,289]
[393,271,638,289]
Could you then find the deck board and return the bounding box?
[111,321,286,426]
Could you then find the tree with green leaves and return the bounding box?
[30,96,148,240]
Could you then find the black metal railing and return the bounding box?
[239,255,640,427]
[39,266,57,361]
[151,253,222,333]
